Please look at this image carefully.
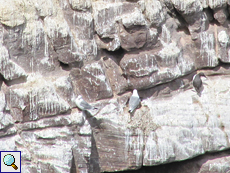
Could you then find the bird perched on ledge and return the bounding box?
[75,95,97,111]
[193,72,207,94]
[129,89,141,113]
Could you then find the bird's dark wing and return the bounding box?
[80,100,93,110]
[129,96,140,111]
[193,75,202,90]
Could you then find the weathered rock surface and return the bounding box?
[109,149,230,173]
[2,0,230,173]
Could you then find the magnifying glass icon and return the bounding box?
[3,154,18,170]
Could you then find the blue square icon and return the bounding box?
[0,151,21,173]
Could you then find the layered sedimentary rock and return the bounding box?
[1,0,230,173]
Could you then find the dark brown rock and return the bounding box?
[103,57,128,95]
[52,33,82,64]
[119,26,147,51]
[92,123,143,172]
[70,61,113,102]
[120,52,159,78]
[214,7,229,25]
[95,34,121,51]
[92,2,137,51]
[56,4,96,64]
[1,23,59,75]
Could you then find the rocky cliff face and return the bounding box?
[1,0,230,172]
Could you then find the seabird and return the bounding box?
[75,95,96,111]
[129,89,141,113]
[192,72,207,93]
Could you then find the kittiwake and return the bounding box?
[75,95,96,111]
[129,89,140,113]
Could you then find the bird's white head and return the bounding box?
[133,89,139,96]
[77,95,82,100]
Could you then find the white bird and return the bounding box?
[75,95,96,111]
[129,89,140,113]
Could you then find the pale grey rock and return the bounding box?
[21,164,39,173]
[0,136,17,151]
[72,135,92,173]
[0,0,25,27]
[146,27,159,47]
[40,57,56,71]
[120,42,194,90]
[69,0,92,11]
[92,2,136,51]
[198,31,219,68]
[208,0,227,9]
[92,2,123,37]
[157,42,181,67]
[200,0,209,8]
[0,91,6,112]
[217,30,230,63]
[144,0,166,27]
[34,0,57,17]
[92,1,124,51]
[20,148,32,161]
[171,0,203,14]
[69,109,85,125]
[0,126,17,137]
[17,108,82,131]
[199,156,230,173]
[0,113,14,130]
[79,119,92,135]
[94,96,129,124]
[20,129,74,173]
[44,16,69,39]
[34,126,73,139]
[137,0,145,12]
[68,9,97,62]
[5,75,70,122]
[5,87,28,122]
[0,46,27,81]
[120,52,159,78]
[95,34,121,51]
[171,0,207,39]
[218,30,229,47]
[18,116,71,131]
[121,7,146,28]
[54,76,75,107]
[44,16,83,64]
[72,12,94,40]
[141,75,230,165]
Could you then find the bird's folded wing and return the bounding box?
[80,100,93,109]
[129,96,140,108]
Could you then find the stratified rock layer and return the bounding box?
[1,0,230,173]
